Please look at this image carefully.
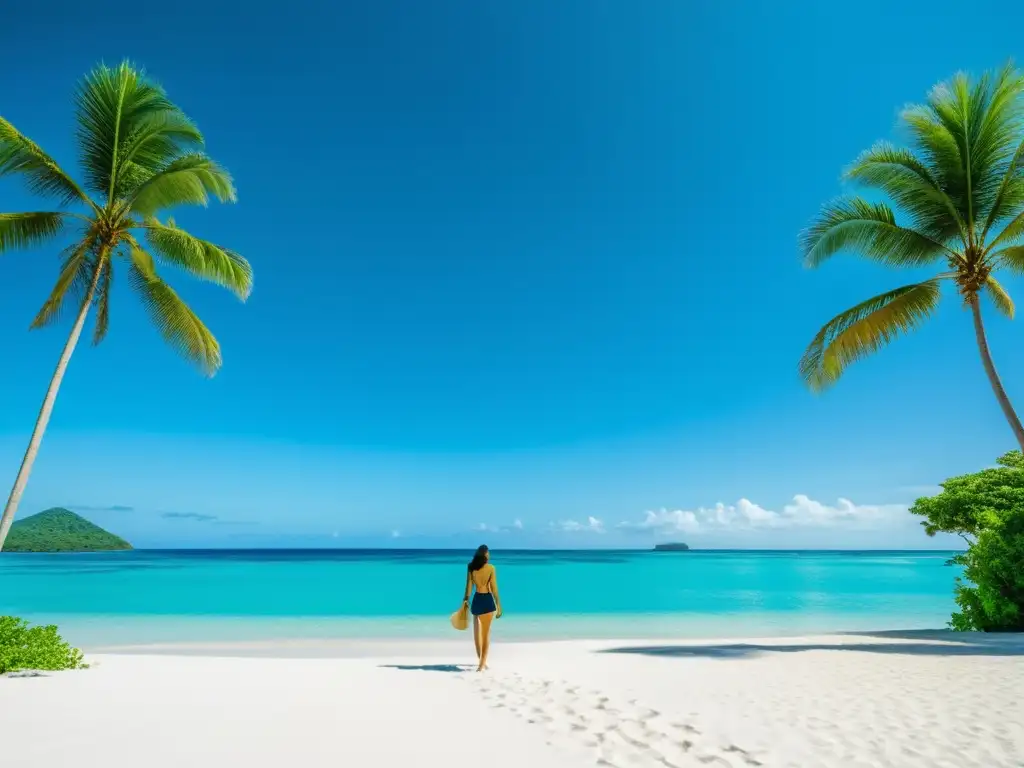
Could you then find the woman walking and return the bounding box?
[463,545,502,671]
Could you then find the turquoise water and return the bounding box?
[0,549,962,646]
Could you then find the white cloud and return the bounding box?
[621,508,702,534]
[617,496,909,535]
[475,520,525,534]
[553,516,605,534]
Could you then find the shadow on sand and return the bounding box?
[600,629,1024,660]
[380,663,470,673]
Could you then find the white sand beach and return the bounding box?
[4,631,1023,768]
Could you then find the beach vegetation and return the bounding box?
[0,61,252,551]
[800,62,1024,451]
[0,616,86,674]
[910,450,1024,631]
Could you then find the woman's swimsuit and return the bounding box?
[470,566,497,616]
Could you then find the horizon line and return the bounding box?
[12,546,961,554]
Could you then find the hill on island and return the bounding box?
[4,508,132,553]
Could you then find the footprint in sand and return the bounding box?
[469,673,769,768]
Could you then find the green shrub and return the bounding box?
[0,616,87,674]
[910,451,1024,632]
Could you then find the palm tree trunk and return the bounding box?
[970,294,1024,451]
[0,258,106,551]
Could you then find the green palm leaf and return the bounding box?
[989,210,1024,251]
[118,110,203,181]
[800,197,950,268]
[74,61,184,203]
[993,245,1024,273]
[92,258,113,345]
[963,65,1024,218]
[844,142,964,243]
[0,118,90,207]
[128,246,222,375]
[29,239,98,330]
[980,136,1024,243]
[141,218,252,299]
[901,104,967,218]
[0,212,67,253]
[128,154,236,216]
[902,64,1024,238]
[984,276,1015,318]
[799,280,944,392]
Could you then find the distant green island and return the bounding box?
[653,542,690,552]
[4,508,132,553]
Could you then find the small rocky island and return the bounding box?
[653,542,690,552]
[3,508,132,553]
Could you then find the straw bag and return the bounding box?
[450,601,469,631]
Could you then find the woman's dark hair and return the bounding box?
[468,545,489,572]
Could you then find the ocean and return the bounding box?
[0,549,962,647]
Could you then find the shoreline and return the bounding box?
[24,609,958,650]
[5,631,1022,767]
[82,626,1022,658]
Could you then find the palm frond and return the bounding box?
[116,110,203,191]
[992,244,1024,274]
[128,154,235,216]
[927,73,981,227]
[901,105,967,220]
[902,64,1024,237]
[141,217,251,299]
[74,61,183,203]
[799,279,944,391]
[128,245,222,375]
[981,135,1024,244]
[0,117,90,207]
[0,212,67,253]
[29,238,98,330]
[92,257,113,345]
[800,197,950,268]
[844,142,965,242]
[965,63,1024,219]
[983,275,1015,318]
[989,210,1024,251]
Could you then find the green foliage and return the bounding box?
[800,62,1024,390]
[910,451,1024,631]
[4,508,132,553]
[0,616,86,674]
[0,60,252,375]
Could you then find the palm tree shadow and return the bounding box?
[380,664,470,673]
[600,631,1024,660]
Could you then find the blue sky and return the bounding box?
[0,0,1020,549]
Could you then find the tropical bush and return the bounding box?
[910,451,1024,631]
[0,616,86,674]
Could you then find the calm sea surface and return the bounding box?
[0,549,962,647]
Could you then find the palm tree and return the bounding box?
[0,61,252,551]
[800,62,1024,450]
